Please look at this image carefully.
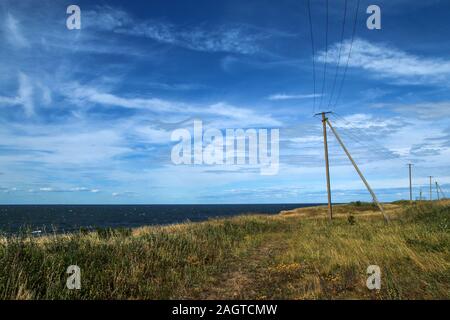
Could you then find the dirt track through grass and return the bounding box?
[0,201,449,299]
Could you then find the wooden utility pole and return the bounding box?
[408,164,413,203]
[429,176,433,201]
[315,111,333,220]
[326,119,390,223]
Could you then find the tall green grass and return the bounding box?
[0,216,286,299]
[0,202,448,300]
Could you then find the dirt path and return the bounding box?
[200,232,288,299]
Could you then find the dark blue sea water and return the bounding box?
[0,204,320,235]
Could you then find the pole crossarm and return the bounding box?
[326,119,390,223]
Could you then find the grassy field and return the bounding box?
[0,201,449,300]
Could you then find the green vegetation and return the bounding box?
[0,201,448,299]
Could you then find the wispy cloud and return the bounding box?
[17,73,34,116]
[410,143,443,157]
[64,83,281,127]
[112,191,137,198]
[5,13,29,48]
[332,113,401,130]
[0,72,34,116]
[85,6,290,55]
[319,38,450,85]
[124,23,264,54]
[391,102,450,120]
[35,187,101,193]
[69,85,175,112]
[267,93,321,101]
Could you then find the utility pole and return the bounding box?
[408,164,413,203]
[326,119,390,223]
[429,176,433,201]
[419,188,423,201]
[315,111,333,220]
[436,182,440,201]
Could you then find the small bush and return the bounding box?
[348,201,378,211]
[95,227,132,239]
[347,215,356,225]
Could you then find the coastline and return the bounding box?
[0,200,448,299]
[0,203,326,236]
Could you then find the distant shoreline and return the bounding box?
[0,203,326,236]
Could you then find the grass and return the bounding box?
[0,201,448,300]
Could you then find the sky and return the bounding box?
[0,0,449,204]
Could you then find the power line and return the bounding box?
[307,0,317,114]
[327,0,348,109]
[319,0,329,110]
[334,129,398,160]
[329,112,398,159]
[332,0,360,110]
[321,115,390,222]
[330,112,389,152]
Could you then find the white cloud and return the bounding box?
[84,6,289,55]
[332,113,400,130]
[132,126,172,144]
[0,72,34,116]
[36,187,100,193]
[70,85,175,112]
[0,124,131,166]
[319,38,450,85]
[203,102,282,127]
[112,191,136,197]
[289,136,322,143]
[267,94,321,101]
[17,73,34,116]
[126,23,265,54]
[391,102,450,120]
[64,84,281,127]
[5,13,29,48]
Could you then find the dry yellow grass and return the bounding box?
[0,200,448,299]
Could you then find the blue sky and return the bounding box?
[0,0,449,204]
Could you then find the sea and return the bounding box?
[0,203,321,235]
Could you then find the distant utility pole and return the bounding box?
[436,182,440,201]
[408,164,413,203]
[419,188,423,201]
[326,119,390,223]
[429,176,433,201]
[315,111,333,220]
